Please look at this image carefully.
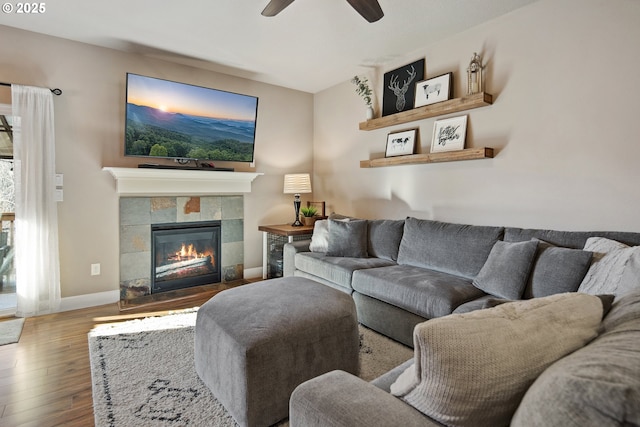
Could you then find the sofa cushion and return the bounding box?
[390,293,605,427]
[367,219,404,261]
[472,240,538,299]
[512,291,640,426]
[327,218,368,258]
[294,252,395,290]
[352,265,485,319]
[524,239,593,298]
[397,218,504,279]
[578,237,640,297]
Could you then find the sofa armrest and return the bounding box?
[283,240,311,277]
[290,370,438,427]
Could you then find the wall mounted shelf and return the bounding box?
[359,92,493,131]
[360,147,494,168]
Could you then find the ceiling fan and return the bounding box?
[262,0,384,23]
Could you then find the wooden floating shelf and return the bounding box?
[360,147,494,168]
[359,92,493,131]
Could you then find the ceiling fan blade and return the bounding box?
[262,0,295,17]
[346,0,384,23]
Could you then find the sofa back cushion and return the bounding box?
[505,227,640,248]
[397,218,504,279]
[367,220,405,261]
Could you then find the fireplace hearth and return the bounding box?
[151,221,221,293]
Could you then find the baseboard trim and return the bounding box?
[59,290,120,312]
[59,269,262,312]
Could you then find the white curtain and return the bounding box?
[11,85,61,317]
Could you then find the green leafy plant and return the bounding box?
[351,76,373,107]
[300,206,318,217]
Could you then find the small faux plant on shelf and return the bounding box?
[351,76,373,107]
[300,206,318,217]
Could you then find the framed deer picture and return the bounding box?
[382,58,425,116]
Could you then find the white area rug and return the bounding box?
[0,317,24,345]
[89,308,413,427]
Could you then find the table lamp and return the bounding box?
[283,173,312,226]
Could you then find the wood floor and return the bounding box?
[0,282,249,427]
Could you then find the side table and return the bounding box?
[258,223,315,279]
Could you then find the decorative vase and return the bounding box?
[366,106,374,121]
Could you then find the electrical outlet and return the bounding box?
[91,263,101,276]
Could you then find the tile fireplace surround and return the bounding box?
[103,167,262,301]
[119,195,243,300]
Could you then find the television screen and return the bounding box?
[125,73,258,163]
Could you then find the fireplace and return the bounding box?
[151,220,221,293]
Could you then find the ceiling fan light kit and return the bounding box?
[262,0,383,23]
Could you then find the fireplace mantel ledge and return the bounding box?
[103,167,263,196]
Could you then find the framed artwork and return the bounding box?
[382,58,425,116]
[307,201,326,217]
[414,72,453,108]
[385,128,418,157]
[431,116,467,153]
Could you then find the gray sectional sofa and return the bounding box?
[283,216,640,426]
[284,215,640,346]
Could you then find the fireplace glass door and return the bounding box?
[151,221,221,293]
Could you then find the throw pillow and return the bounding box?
[308,219,329,253]
[524,239,593,298]
[326,219,368,258]
[390,293,605,427]
[472,240,539,300]
[578,237,640,297]
[619,249,640,297]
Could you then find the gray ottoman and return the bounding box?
[194,277,359,427]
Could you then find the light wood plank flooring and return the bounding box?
[0,282,249,427]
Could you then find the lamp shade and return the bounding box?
[283,174,312,194]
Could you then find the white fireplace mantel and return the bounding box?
[103,167,263,196]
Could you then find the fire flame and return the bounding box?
[173,243,205,261]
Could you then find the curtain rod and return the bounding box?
[0,82,62,96]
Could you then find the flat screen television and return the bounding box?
[125,73,259,163]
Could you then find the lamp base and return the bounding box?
[291,194,303,227]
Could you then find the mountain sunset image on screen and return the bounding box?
[124,73,259,162]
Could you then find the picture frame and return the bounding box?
[307,201,326,217]
[385,128,418,157]
[382,58,425,116]
[414,72,453,108]
[431,116,467,153]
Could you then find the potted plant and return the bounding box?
[351,75,375,120]
[300,206,318,226]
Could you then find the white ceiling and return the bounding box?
[0,0,538,93]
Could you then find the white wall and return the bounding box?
[0,25,314,299]
[314,0,640,232]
